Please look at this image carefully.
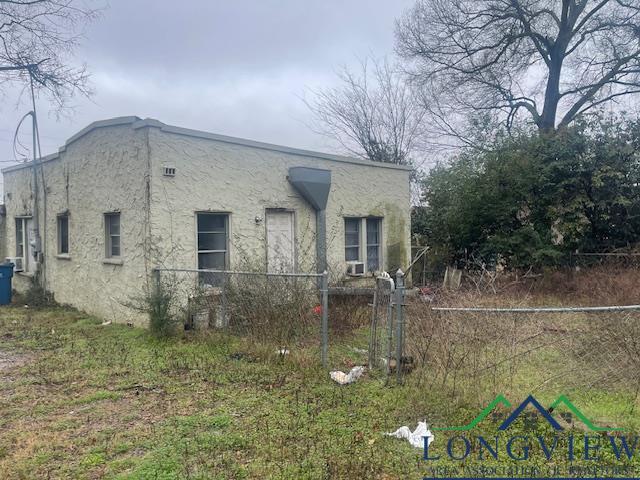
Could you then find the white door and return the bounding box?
[266,211,295,273]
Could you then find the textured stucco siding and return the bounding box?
[147,127,411,281]
[1,119,411,325]
[2,125,151,324]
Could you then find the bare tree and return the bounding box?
[305,58,425,165]
[397,0,640,134]
[0,0,99,108]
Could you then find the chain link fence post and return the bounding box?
[221,271,228,327]
[321,270,329,369]
[368,282,379,370]
[395,269,405,384]
[386,285,395,378]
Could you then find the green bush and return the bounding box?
[416,114,640,269]
[147,282,178,337]
[24,271,55,307]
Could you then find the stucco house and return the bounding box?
[1,116,411,324]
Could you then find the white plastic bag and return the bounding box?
[330,366,366,385]
[386,421,434,449]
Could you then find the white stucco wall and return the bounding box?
[2,120,152,324]
[147,126,411,283]
[1,117,411,324]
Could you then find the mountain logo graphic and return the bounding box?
[433,394,622,432]
[499,395,563,430]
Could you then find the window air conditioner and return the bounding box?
[5,257,23,272]
[346,261,365,276]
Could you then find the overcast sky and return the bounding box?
[0,0,414,188]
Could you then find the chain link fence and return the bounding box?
[152,268,330,366]
[402,298,640,415]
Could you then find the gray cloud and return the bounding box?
[1,0,413,185]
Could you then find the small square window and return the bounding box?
[105,213,121,258]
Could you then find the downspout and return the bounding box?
[287,167,331,274]
[316,209,327,273]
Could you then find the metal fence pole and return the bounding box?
[221,272,228,327]
[395,269,405,384]
[386,286,394,378]
[321,270,329,369]
[368,280,379,370]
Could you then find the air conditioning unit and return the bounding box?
[5,257,23,272]
[346,261,365,276]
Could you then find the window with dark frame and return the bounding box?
[105,213,121,258]
[197,213,228,284]
[344,217,383,272]
[344,218,360,262]
[57,214,69,254]
[366,218,381,271]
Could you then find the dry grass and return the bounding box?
[405,267,640,428]
[1,267,639,478]
[426,265,640,308]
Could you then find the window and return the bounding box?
[105,213,121,258]
[14,217,32,272]
[197,213,228,271]
[344,217,383,272]
[15,218,24,258]
[366,218,381,271]
[344,218,360,261]
[57,215,69,254]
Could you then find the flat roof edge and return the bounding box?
[2,116,141,174]
[154,123,413,171]
[2,152,60,173]
[2,116,413,174]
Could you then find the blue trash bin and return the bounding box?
[0,263,14,305]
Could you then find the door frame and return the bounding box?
[264,208,297,273]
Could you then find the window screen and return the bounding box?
[197,213,228,284]
[366,218,381,271]
[105,213,121,258]
[344,218,360,261]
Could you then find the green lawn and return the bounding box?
[0,305,638,479]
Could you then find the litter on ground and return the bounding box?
[386,421,434,449]
[330,365,366,385]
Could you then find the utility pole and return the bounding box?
[1,64,43,286]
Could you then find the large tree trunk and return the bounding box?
[539,56,564,133]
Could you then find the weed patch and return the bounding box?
[0,303,637,478]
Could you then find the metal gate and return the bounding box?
[368,270,406,382]
[368,274,394,372]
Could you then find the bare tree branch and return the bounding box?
[305,58,426,165]
[0,0,100,109]
[397,0,640,135]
